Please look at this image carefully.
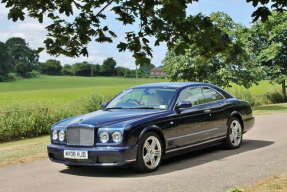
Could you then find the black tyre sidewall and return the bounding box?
[134,132,163,172]
[225,117,243,149]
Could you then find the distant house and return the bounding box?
[150,67,164,76]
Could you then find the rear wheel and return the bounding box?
[223,117,243,149]
[133,132,163,173]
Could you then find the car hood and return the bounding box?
[54,109,165,128]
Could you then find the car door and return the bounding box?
[173,87,213,146]
[202,87,230,138]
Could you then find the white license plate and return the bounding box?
[64,150,88,159]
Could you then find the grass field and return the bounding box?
[0,75,281,103]
[0,75,168,103]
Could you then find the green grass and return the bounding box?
[230,80,280,94]
[0,75,168,103]
[0,135,50,167]
[252,102,287,115]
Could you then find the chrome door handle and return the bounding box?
[204,109,211,113]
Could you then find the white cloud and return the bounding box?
[0,3,10,15]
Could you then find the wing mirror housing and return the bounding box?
[175,101,192,109]
[101,102,108,108]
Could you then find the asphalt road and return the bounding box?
[1,113,287,192]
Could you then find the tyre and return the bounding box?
[133,132,163,173]
[223,117,243,149]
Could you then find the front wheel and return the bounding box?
[133,132,163,173]
[223,117,243,149]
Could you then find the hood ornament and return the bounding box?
[79,119,83,124]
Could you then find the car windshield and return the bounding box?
[106,88,177,110]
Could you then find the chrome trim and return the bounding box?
[166,136,226,153]
[126,159,136,162]
[212,125,228,131]
[173,86,226,111]
[167,128,213,141]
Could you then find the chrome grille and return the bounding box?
[66,126,94,146]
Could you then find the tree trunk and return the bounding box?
[282,80,286,102]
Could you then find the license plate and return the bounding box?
[64,150,88,159]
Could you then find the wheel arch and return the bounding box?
[137,125,167,157]
[228,111,244,132]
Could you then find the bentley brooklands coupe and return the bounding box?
[47,82,255,172]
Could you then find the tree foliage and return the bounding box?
[3,0,281,65]
[5,37,39,76]
[100,57,117,76]
[0,41,13,81]
[249,11,287,100]
[139,63,156,75]
[38,59,62,75]
[162,12,266,88]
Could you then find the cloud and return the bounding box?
[0,3,10,15]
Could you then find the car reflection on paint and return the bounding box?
[47,82,255,172]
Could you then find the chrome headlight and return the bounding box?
[52,130,58,140]
[99,131,109,143]
[112,131,122,143]
[59,130,65,141]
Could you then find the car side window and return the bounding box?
[178,87,205,106]
[202,87,223,103]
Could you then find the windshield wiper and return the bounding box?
[131,107,165,110]
[104,107,125,110]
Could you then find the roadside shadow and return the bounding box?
[59,139,274,178]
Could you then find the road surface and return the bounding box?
[1,113,287,192]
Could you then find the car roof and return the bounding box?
[130,82,213,89]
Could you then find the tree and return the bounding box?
[0,41,13,81]
[139,63,156,75]
[249,11,287,101]
[73,61,92,76]
[115,66,126,76]
[38,59,62,75]
[100,57,117,76]
[162,12,266,88]
[62,64,73,75]
[93,64,101,76]
[5,37,39,76]
[3,0,282,65]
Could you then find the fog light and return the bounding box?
[112,131,122,143]
[59,130,65,141]
[52,130,58,140]
[99,131,109,143]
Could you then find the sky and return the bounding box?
[0,0,266,69]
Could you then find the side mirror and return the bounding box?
[101,102,108,108]
[175,101,192,109]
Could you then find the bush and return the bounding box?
[0,91,117,141]
[226,87,285,107]
[144,75,149,78]
[26,70,40,78]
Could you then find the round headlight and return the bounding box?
[99,131,109,143]
[112,131,122,143]
[52,130,58,140]
[59,130,65,141]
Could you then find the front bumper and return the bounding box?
[47,144,138,167]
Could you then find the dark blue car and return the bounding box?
[47,82,255,172]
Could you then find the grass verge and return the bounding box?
[228,174,287,192]
[0,135,49,167]
[252,102,287,115]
